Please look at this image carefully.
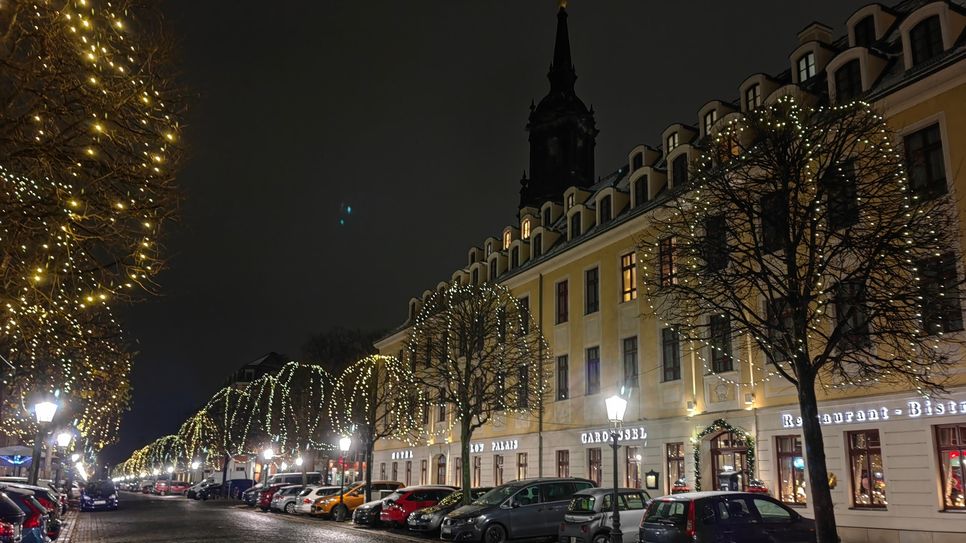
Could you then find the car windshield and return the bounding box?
[437,491,463,507]
[85,481,116,497]
[473,484,519,506]
[568,495,596,513]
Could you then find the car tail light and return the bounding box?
[685,500,696,538]
[0,521,15,539]
[22,505,42,529]
[303,499,311,504]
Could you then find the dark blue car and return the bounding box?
[80,480,118,511]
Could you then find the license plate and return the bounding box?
[571,538,579,543]
[94,500,106,505]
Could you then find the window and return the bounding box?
[745,83,761,111]
[666,132,678,152]
[519,296,530,335]
[666,443,685,491]
[835,59,862,102]
[854,15,875,47]
[623,336,639,387]
[936,424,966,510]
[503,231,511,250]
[659,237,675,286]
[570,212,581,240]
[760,190,787,253]
[522,219,531,239]
[586,346,600,395]
[777,436,806,506]
[919,253,964,334]
[517,453,528,480]
[473,456,482,487]
[516,365,529,408]
[392,461,398,482]
[486,242,493,257]
[847,429,887,508]
[489,259,497,282]
[420,459,428,485]
[422,391,430,425]
[599,195,612,224]
[662,328,681,381]
[634,176,647,206]
[621,252,638,302]
[710,314,733,373]
[543,207,552,226]
[703,110,717,135]
[672,154,688,187]
[556,280,569,324]
[704,215,728,270]
[567,193,575,210]
[585,267,599,314]
[766,297,792,362]
[511,246,519,268]
[437,388,447,422]
[632,152,643,171]
[493,455,504,486]
[905,123,946,199]
[752,498,794,522]
[626,446,642,488]
[471,268,479,285]
[836,280,870,350]
[455,457,462,485]
[532,233,542,258]
[556,450,570,477]
[588,448,602,485]
[797,51,816,81]
[557,355,570,400]
[380,463,386,480]
[435,455,446,485]
[824,161,859,229]
[910,16,943,66]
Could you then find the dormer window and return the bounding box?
[543,207,552,226]
[502,231,512,250]
[797,51,816,81]
[511,246,520,268]
[672,155,688,187]
[570,213,581,240]
[489,259,497,281]
[745,84,761,111]
[632,153,643,171]
[854,15,875,47]
[486,242,493,256]
[703,110,717,136]
[634,176,647,206]
[409,302,418,321]
[472,268,479,285]
[566,193,575,210]
[666,133,678,153]
[470,252,477,264]
[834,59,862,102]
[533,233,543,258]
[521,219,531,240]
[599,195,612,224]
[909,16,943,66]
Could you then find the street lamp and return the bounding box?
[190,460,200,484]
[605,394,628,543]
[261,446,274,485]
[295,456,303,467]
[337,437,351,520]
[53,432,72,491]
[29,400,58,485]
[166,465,174,476]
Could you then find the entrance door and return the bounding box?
[711,431,748,490]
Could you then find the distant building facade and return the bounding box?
[375,2,966,541]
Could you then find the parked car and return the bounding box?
[186,479,214,499]
[166,481,192,495]
[294,485,343,514]
[241,484,263,506]
[379,485,456,527]
[407,487,491,534]
[269,485,304,513]
[265,472,322,486]
[197,483,223,501]
[441,477,595,542]
[638,492,817,543]
[80,480,119,511]
[311,480,403,521]
[559,487,651,543]
[257,483,287,511]
[0,491,24,543]
[4,487,50,543]
[351,497,389,527]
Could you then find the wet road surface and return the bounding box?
[71,491,429,542]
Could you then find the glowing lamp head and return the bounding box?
[34,401,58,424]
[152,468,160,476]
[295,456,303,467]
[605,395,628,424]
[280,462,288,471]
[166,466,174,474]
[262,447,275,461]
[339,437,351,452]
[56,432,72,448]
[190,461,200,470]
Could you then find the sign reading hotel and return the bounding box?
[781,397,966,429]
[580,426,647,444]
[390,450,414,460]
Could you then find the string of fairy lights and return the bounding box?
[1,0,183,452]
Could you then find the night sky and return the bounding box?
[104,0,870,464]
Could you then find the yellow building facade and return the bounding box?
[375,3,966,541]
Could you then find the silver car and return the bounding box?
[269,485,304,513]
[559,487,651,543]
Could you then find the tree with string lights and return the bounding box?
[0,0,185,445]
[407,284,551,505]
[637,96,964,543]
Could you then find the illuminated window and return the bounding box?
[556,450,570,477]
[472,456,481,487]
[797,51,816,81]
[703,110,717,135]
[620,252,637,302]
[503,231,512,250]
[420,459,428,485]
[517,453,528,480]
[910,16,943,66]
[847,429,887,508]
[666,132,678,153]
[626,447,641,488]
[521,219,531,239]
[745,83,761,111]
[567,193,575,209]
[588,448,602,485]
[666,443,685,491]
[776,436,806,505]
[493,455,504,486]
[936,424,966,510]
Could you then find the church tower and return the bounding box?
[520,3,598,209]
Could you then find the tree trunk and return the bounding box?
[301,449,308,486]
[797,371,839,543]
[364,437,374,503]
[461,417,472,505]
[221,453,230,498]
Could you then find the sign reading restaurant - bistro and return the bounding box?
[781,397,966,429]
[581,426,647,444]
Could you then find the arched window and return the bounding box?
[533,234,543,259]
[570,213,581,240]
[502,231,512,250]
[599,195,612,224]
[632,152,643,171]
[521,219,531,240]
[634,176,647,206]
[853,15,875,47]
[835,59,862,102]
[435,455,447,485]
[910,15,943,66]
[672,154,688,187]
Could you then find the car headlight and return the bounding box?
[108,494,117,500]
[471,515,486,525]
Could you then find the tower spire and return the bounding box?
[549,2,576,93]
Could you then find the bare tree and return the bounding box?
[301,326,384,375]
[637,96,964,543]
[407,284,550,504]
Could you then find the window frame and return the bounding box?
[586,346,601,395]
[847,429,888,508]
[621,252,638,302]
[588,447,603,486]
[909,15,943,66]
[570,212,582,240]
[834,59,862,102]
[666,443,685,492]
[634,176,647,206]
[710,314,733,373]
[585,267,600,314]
[935,424,966,510]
[623,336,639,388]
[745,83,761,111]
[853,15,876,48]
[556,355,569,401]
[703,110,717,136]
[797,51,816,82]
[776,435,807,506]
[919,252,964,334]
[599,195,613,224]
[662,327,681,382]
[556,280,569,324]
[517,452,528,480]
[556,450,570,478]
[904,123,947,199]
[659,237,676,286]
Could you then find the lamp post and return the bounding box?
[29,400,58,485]
[605,395,628,543]
[261,446,274,485]
[190,460,200,484]
[53,432,72,491]
[337,436,351,519]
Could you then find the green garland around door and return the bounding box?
[692,418,755,491]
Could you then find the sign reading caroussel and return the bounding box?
[580,426,647,444]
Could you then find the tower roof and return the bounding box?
[549,5,576,93]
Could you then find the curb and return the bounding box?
[60,509,79,543]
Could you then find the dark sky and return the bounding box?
[104,0,870,464]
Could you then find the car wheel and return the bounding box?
[592,534,610,543]
[483,524,507,543]
[333,505,348,522]
[285,502,295,514]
